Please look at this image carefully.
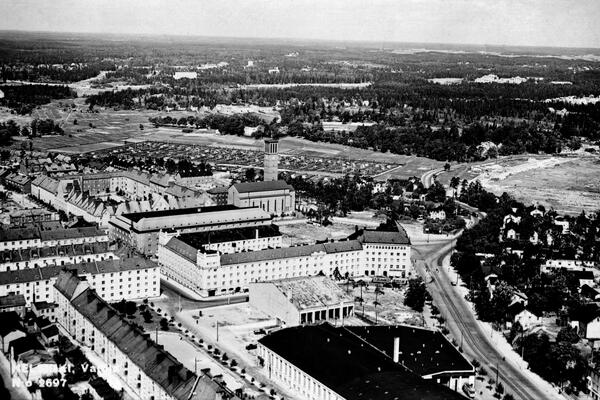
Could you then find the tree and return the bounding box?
[160,318,169,331]
[404,277,426,312]
[245,168,256,182]
[444,163,451,171]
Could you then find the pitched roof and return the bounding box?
[9,335,44,357]
[64,283,236,400]
[220,240,362,265]
[0,311,25,337]
[354,228,411,245]
[0,257,156,286]
[232,180,294,193]
[0,294,26,309]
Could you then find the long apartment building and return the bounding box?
[31,173,214,228]
[158,226,412,297]
[0,225,108,252]
[109,205,272,256]
[0,257,160,305]
[0,241,114,272]
[54,270,238,400]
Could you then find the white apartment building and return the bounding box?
[0,226,108,252]
[0,242,115,272]
[158,227,412,297]
[109,205,272,256]
[0,258,160,306]
[54,271,236,400]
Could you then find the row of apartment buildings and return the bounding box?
[54,270,238,400]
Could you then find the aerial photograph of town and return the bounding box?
[0,0,598,399]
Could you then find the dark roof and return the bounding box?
[345,325,473,376]
[32,301,58,311]
[63,281,228,400]
[259,324,465,400]
[220,240,362,266]
[565,270,595,280]
[232,180,294,194]
[41,324,59,338]
[207,186,229,194]
[177,225,281,249]
[0,227,39,242]
[0,257,156,286]
[121,205,241,223]
[0,294,26,309]
[9,335,44,356]
[0,311,25,336]
[348,227,411,245]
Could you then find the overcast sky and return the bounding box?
[1,0,599,48]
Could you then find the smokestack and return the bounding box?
[393,337,400,363]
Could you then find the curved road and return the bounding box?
[414,241,562,400]
[421,167,444,188]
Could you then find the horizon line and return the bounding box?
[1,28,599,52]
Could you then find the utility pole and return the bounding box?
[216,320,219,342]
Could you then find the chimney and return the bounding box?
[393,337,400,363]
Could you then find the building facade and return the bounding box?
[0,258,160,306]
[109,205,272,256]
[228,180,295,216]
[158,227,412,297]
[54,271,237,400]
[249,276,354,326]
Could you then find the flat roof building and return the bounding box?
[257,323,465,400]
[250,276,354,326]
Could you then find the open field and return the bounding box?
[5,100,443,177]
[477,157,600,214]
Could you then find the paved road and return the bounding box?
[414,240,563,400]
[421,167,444,188]
[159,280,248,312]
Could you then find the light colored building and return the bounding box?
[110,205,272,256]
[263,138,279,182]
[54,270,239,400]
[159,227,412,297]
[9,208,58,227]
[228,180,295,216]
[0,225,108,252]
[249,276,354,326]
[514,309,542,330]
[0,242,115,272]
[0,257,160,306]
[541,259,598,275]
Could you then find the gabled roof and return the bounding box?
[0,294,26,309]
[0,311,26,337]
[9,335,44,357]
[63,282,235,400]
[232,180,294,193]
[220,240,362,266]
[349,226,411,245]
